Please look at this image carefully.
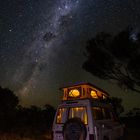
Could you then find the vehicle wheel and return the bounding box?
[63,118,87,140]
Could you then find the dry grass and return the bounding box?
[0,128,139,140]
[126,128,140,140]
[0,134,32,140]
[0,131,52,140]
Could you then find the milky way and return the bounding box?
[1,0,140,109]
[11,0,80,103]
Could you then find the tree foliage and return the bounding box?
[0,86,56,134]
[109,97,124,117]
[0,86,19,130]
[0,86,19,111]
[83,27,140,92]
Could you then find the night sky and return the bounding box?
[0,0,140,111]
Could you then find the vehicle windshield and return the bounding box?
[56,106,88,124]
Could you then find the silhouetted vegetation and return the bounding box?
[121,116,140,128]
[83,27,140,93]
[126,108,140,117]
[107,97,124,117]
[0,86,55,138]
[0,86,19,131]
[120,107,140,129]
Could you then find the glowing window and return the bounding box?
[69,107,88,124]
[56,108,67,124]
[68,89,80,97]
[91,90,98,98]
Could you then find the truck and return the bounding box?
[52,82,125,140]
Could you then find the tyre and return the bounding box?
[63,118,87,140]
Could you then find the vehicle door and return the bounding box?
[92,107,115,140]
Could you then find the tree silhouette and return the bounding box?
[83,27,140,93]
[126,108,140,117]
[0,86,19,110]
[0,86,56,137]
[15,104,55,135]
[42,104,56,129]
[108,97,124,117]
[0,86,19,130]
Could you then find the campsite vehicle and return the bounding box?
[52,83,125,140]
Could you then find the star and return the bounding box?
[0,0,140,110]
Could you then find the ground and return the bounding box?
[125,128,140,140]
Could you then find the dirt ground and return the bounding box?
[0,128,139,140]
[125,128,140,140]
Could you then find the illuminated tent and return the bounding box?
[60,82,109,101]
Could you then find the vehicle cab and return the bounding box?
[52,83,125,140]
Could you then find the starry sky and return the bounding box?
[0,0,140,111]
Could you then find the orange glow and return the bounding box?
[56,108,66,123]
[68,89,80,97]
[69,107,88,124]
[62,83,109,101]
[97,92,103,98]
[91,90,98,98]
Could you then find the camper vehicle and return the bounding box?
[52,83,125,140]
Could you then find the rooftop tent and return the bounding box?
[60,82,109,101]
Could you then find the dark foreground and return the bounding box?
[125,128,140,140]
[0,128,139,140]
[121,116,140,140]
[0,116,139,140]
